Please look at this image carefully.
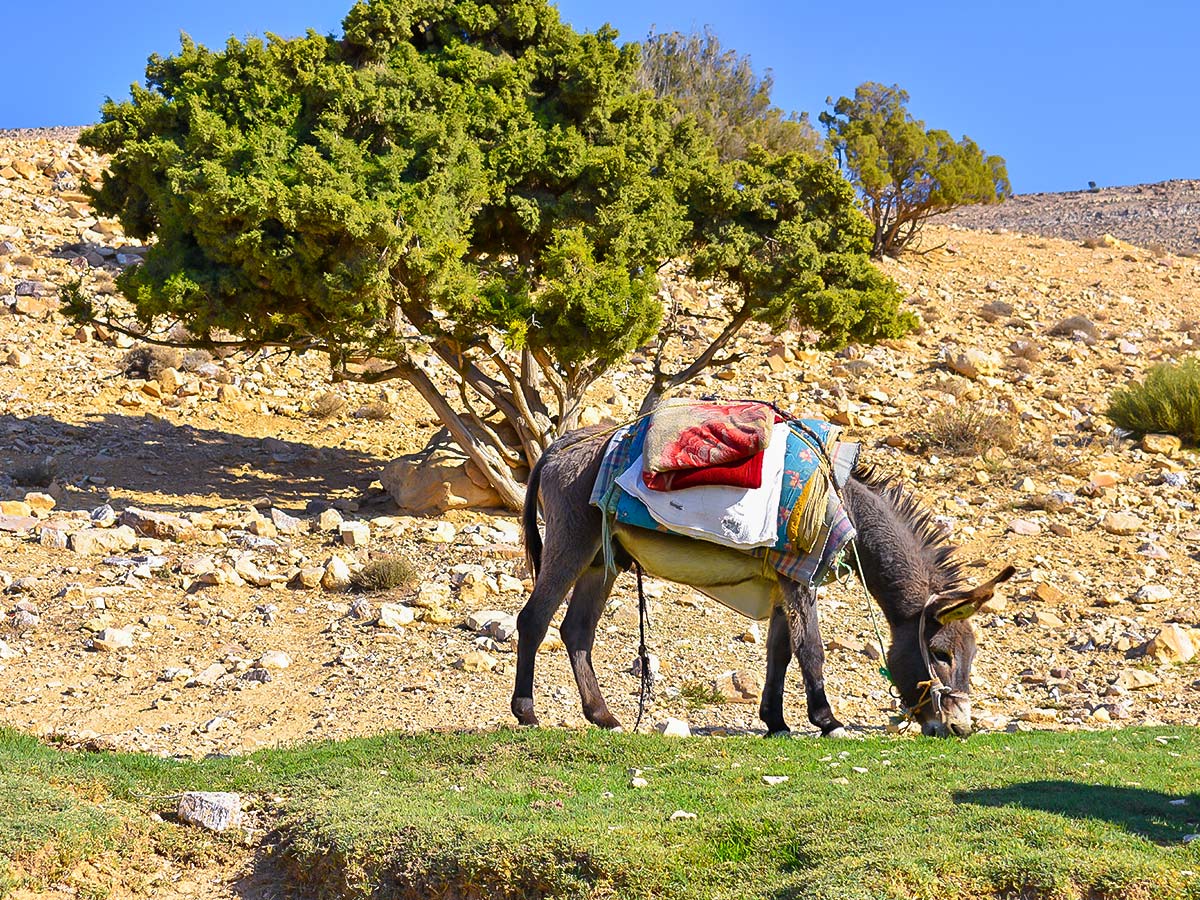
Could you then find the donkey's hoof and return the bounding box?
[511,697,539,727]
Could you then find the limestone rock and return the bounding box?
[377,603,416,629]
[119,507,196,542]
[177,792,243,832]
[1101,511,1143,536]
[1147,625,1195,664]
[381,433,504,514]
[69,526,137,556]
[91,627,133,652]
[712,670,761,704]
[1115,669,1160,691]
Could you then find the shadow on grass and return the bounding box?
[955,781,1199,844]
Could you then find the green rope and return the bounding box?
[846,541,893,685]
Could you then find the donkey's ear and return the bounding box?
[934,565,1018,624]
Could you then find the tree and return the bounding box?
[820,82,1010,258]
[637,26,820,162]
[74,0,911,509]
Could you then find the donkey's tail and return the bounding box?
[523,450,547,582]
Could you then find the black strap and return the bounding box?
[633,561,654,732]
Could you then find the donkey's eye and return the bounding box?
[931,650,953,666]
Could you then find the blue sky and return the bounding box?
[1,1,1194,194]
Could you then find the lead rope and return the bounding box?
[633,561,654,733]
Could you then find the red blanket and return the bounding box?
[642,450,765,491]
[644,399,775,473]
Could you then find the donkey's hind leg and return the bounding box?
[560,565,622,729]
[782,580,846,737]
[512,535,602,727]
[759,605,792,736]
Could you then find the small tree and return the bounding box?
[820,82,1010,258]
[74,2,911,509]
[637,26,820,162]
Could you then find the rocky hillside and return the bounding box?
[1,132,1199,769]
[945,179,1200,256]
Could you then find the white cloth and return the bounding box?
[615,421,790,550]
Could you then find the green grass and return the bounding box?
[1,727,1198,899]
[1107,357,1200,442]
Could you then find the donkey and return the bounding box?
[511,425,1016,738]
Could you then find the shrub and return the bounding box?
[121,345,181,380]
[911,403,1019,455]
[308,392,346,420]
[681,679,726,710]
[352,401,394,421]
[352,557,415,593]
[1106,358,1200,443]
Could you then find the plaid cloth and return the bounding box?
[591,415,859,589]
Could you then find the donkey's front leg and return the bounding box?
[783,581,846,737]
[759,605,792,736]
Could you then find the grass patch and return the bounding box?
[1107,357,1200,443]
[911,403,1020,456]
[1,728,1197,899]
[680,679,727,710]
[352,556,416,592]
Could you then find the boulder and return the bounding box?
[1147,625,1195,665]
[381,432,504,514]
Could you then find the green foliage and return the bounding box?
[637,27,820,162]
[687,147,914,350]
[1106,357,1200,443]
[821,82,1011,257]
[80,3,914,504]
[2,727,1197,899]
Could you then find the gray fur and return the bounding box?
[512,426,1013,738]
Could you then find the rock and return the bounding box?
[456,649,498,673]
[630,776,649,788]
[712,670,761,704]
[762,775,789,786]
[1090,706,1112,723]
[1032,583,1065,604]
[6,349,32,368]
[189,663,228,687]
[119,507,196,542]
[317,508,344,532]
[91,627,133,652]
[381,433,504,514]
[1115,669,1161,691]
[270,507,305,535]
[0,501,31,517]
[1101,511,1143,536]
[1134,584,1172,603]
[1034,610,1065,629]
[465,609,516,636]
[942,347,1001,379]
[69,527,137,556]
[1141,433,1181,456]
[258,650,292,669]
[177,792,243,832]
[321,556,353,591]
[827,636,866,654]
[425,521,457,544]
[377,603,416,629]
[1147,625,1195,665]
[660,718,691,738]
[1008,518,1041,536]
[0,515,38,533]
[90,504,118,527]
[340,521,370,549]
[23,492,55,513]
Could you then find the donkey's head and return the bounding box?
[886,565,1016,737]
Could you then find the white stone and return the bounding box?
[660,718,691,738]
[177,792,243,832]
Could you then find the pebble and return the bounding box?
[1101,511,1143,536]
[177,792,242,832]
[660,718,691,738]
[90,627,133,652]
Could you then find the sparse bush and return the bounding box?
[122,345,181,380]
[353,401,394,421]
[911,403,1019,455]
[181,349,213,372]
[12,458,56,488]
[352,557,415,593]
[1106,358,1200,443]
[681,679,726,710]
[308,392,346,420]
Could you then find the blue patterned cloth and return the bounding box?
[590,415,858,588]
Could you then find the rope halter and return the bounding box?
[913,593,968,720]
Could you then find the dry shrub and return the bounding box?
[1107,358,1200,443]
[911,403,1019,456]
[352,557,415,592]
[181,349,214,372]
[308,392,346,419]
[1081,236,1106,250]
[353,401,395,421]
[122,345,182,379]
